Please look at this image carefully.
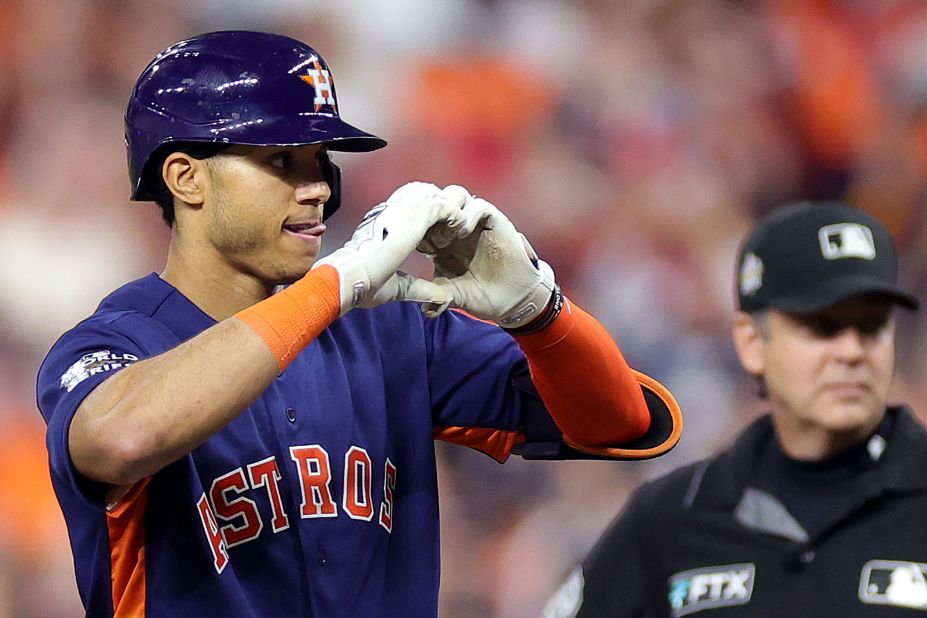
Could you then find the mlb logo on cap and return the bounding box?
[819,223,876,261]
[735,202,919,314]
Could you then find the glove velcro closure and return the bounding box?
[312,248,370,316]
[497,258,556,329]
[504,284,563,336]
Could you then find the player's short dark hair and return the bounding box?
[146,143,230,227]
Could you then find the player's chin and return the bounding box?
[272,257,316,285]
[268,240,323,282]
[288,241,322,264]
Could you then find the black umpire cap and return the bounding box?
[736,202,919,314]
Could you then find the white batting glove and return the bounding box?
[313,182,467,316]
[420,186,556,329]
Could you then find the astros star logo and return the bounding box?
[300,60,337,112]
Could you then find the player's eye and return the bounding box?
[267,152,294,170]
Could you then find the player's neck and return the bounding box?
[161,240,275,321]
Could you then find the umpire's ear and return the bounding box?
[732,311,765,377]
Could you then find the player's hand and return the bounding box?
[313,182,467,315]
[419,186,556,329]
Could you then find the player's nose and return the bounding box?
[294,178,331,207]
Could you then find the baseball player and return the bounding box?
[545,202,925,617]
[36,31,682,616]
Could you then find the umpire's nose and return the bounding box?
[831,326,867,364]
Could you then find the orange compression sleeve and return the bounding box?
[235,265,341,372]
[512,296,650,447]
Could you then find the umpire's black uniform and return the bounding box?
[551,406,927,617]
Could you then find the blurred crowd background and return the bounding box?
[1,0,926,615]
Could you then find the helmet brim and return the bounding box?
[223,114,387,152]
[130,114,386,201]
[230,114,386,152]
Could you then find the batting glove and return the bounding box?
[313,182,467,316]
[420,186,556,329]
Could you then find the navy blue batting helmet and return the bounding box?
[125,30,386,220]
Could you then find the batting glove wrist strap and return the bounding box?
[503,284,564,336]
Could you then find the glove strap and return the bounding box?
[503,285,564,336]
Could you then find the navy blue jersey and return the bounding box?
[37,274,566,616]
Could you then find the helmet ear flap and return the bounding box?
[321,154,341,221]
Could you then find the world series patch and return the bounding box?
[59,350,138,392]
[667,563,755,616]
[859,560,927,610]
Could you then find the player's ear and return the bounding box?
[732,311,766,376]
[162,152,210,209]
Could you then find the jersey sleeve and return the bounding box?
[424,308,681,463]
[425,310,531,462]
[36,313,169,508]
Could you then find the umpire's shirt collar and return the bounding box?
[689,405,927,512]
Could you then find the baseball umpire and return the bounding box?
[544,202,925,617]
[36,31,682,616]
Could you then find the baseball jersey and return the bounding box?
[37,273,574,617]
[547,406,927,617]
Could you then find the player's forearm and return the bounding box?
[70,267,342,486]
[70,318,280,485]
[513,297,651,446]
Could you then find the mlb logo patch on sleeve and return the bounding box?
[667,563,755,617]
[859,560,927,610]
